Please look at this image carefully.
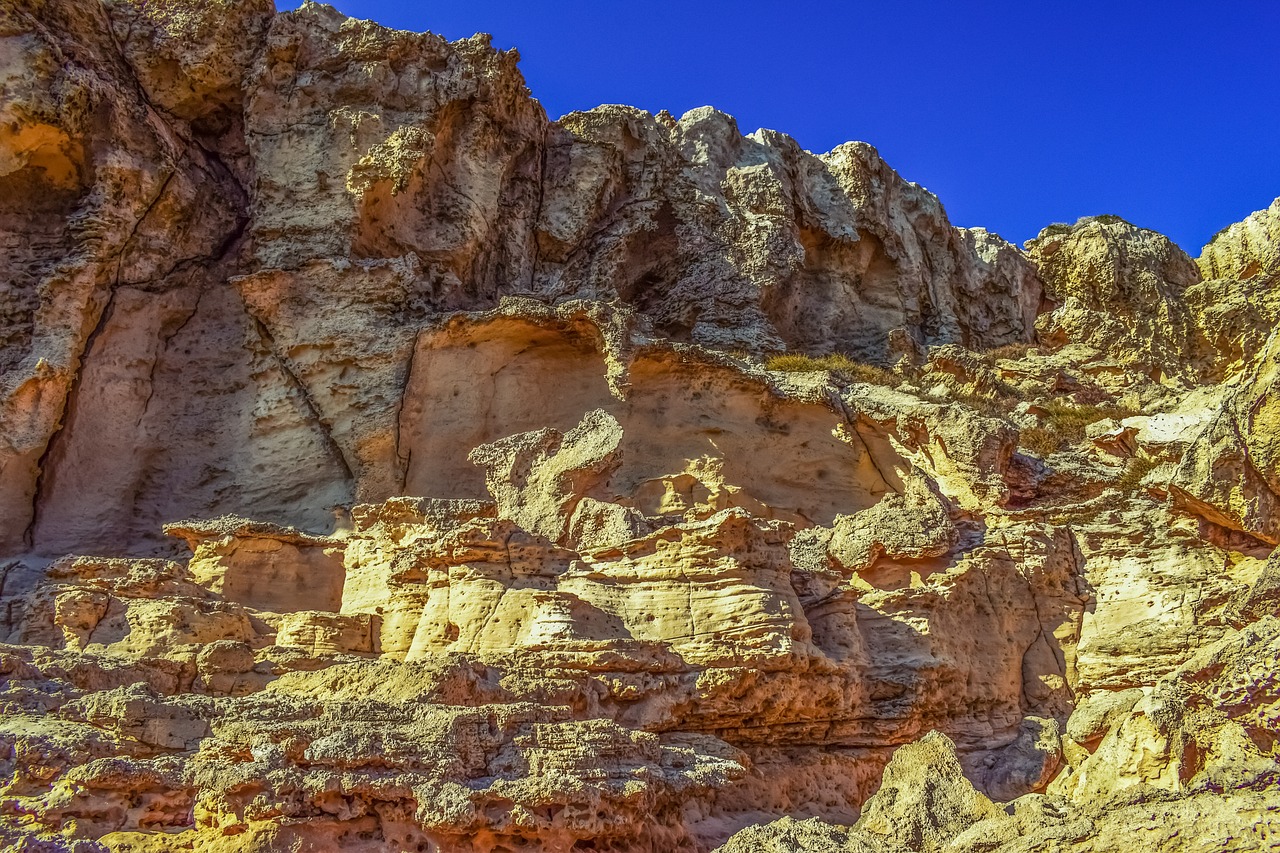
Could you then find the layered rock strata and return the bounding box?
[1,1,1278,851]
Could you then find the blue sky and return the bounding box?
[290,1,1280,253]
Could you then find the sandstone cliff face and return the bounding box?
[1170,331,1280,547]
[1189,198,1280,379]
[0,0,1048,560]
[1,1,1278,851]
[1026,217,1201,379]
[242,2,1043,358]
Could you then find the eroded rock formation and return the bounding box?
[0,1,1277,850]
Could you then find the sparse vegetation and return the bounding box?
[939,390,1016,420]
[1016,400,1142,456]
[1018,426,1062,458]
[1037,402,1105,444]
[923,373,1022,419]
[1038,214,1150,242]
[1041,401,1139,442]
[1089,214,1132,227]
[1114,456,1161,493]
[764,353,899,387]
[982,341,1037,362]
[1069,383,1121,407]
[1209,222,1236,244]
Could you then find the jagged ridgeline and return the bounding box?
[1,1,1278,851]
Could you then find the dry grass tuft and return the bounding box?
[941,392,1014,420]
[1040,222,1074,238]
[1114,456,1161,493]
[1039,401,1139,444]
[1018,426,1062,458]
[764,353,899,387]
[983,341,1037,362]
[1017,401,1142,456]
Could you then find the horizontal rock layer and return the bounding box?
[1,0,1278,851]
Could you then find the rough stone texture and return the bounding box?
[823,474,956,573]
[0,0,250,556]
[854,731,1001,852]
[1026,217,1201,378]
[0,0,1050,558]
[1171,332,1280,546]
[1184,198,1280,381]
[1198,197,1280,286]
[468,408,629,547]
[1,1,1279,851]
[714,816,887,853]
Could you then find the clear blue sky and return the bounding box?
[291,1,1280,253]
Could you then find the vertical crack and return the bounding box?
[832,391,901,495]
[136,286,208,429]
[527,126,549,294]
[394,329,423,494]
[23,288,120,550]
[112,167,177,287]
[247,310,357,488]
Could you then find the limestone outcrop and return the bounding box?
[1,1,1278,850]
[1171,332,1280,546]
[1186,199,1280,380]
[1198,197,1280,287]
[1026,217,1200,378]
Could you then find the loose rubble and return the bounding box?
[1,1,1277,850]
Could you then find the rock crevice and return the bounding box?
[0,2,1277,851]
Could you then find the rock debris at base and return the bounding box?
[1,1,1278,850]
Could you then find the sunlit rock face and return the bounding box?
[1,1,1277,850]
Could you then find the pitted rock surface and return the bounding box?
[1,1,1278,851]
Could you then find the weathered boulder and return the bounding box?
[824,474,957,573]
[855,731,1001,852]
[468,408,627,547]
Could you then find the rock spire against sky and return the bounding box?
[297,0,1280,252]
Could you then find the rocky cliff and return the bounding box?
[1,2,1277,851]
